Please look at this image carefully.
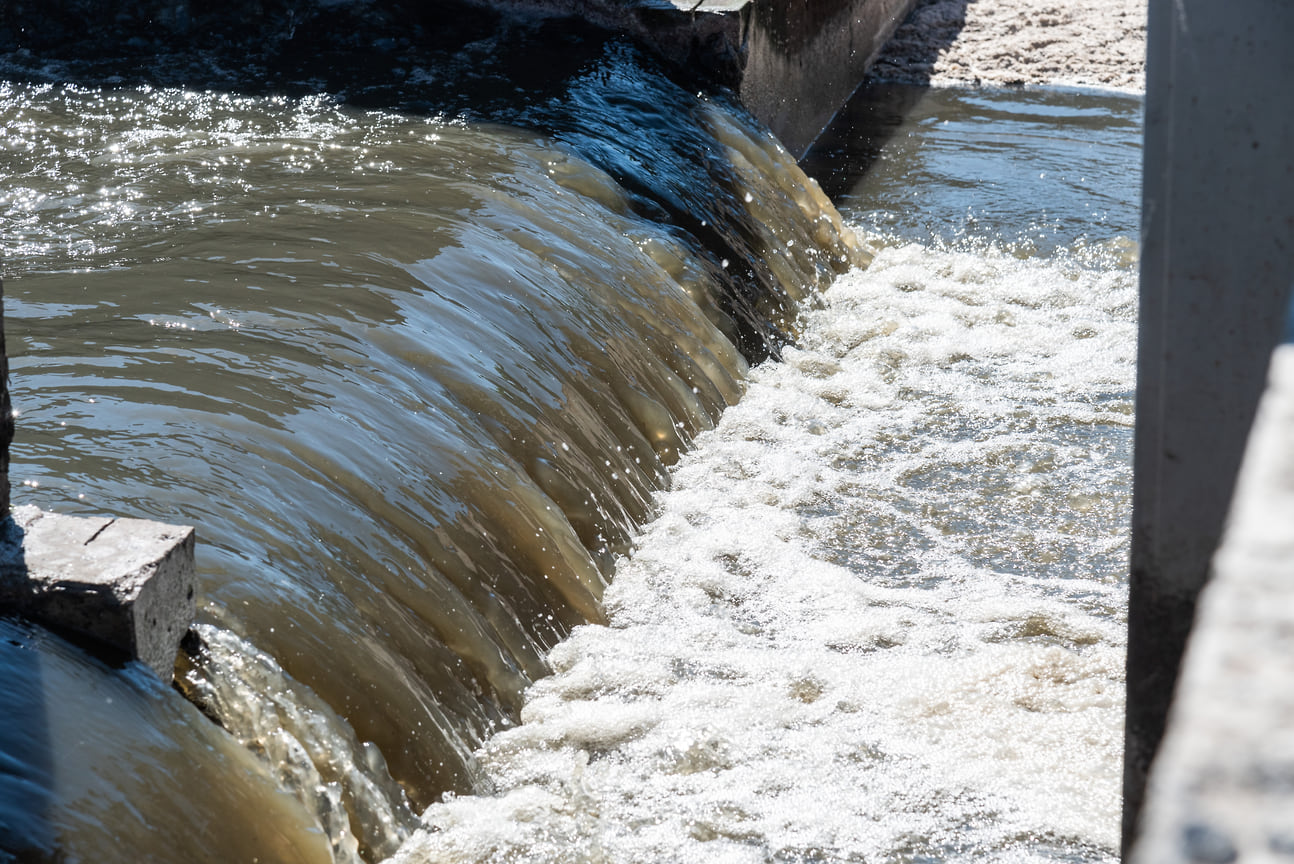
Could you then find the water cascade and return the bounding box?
[0,27,866,864]
[392,82,1142,864]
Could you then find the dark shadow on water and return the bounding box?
[799,80,931,203]
[0,0,676,142]
[0,520,53,863]
[0,0,649,121]
[799,0,970,201]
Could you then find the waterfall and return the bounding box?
[0,33,864,863]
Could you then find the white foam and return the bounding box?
[393,241,1134,863]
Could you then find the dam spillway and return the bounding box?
[390,81,1142,864]
[0,3,1143,863]
[0,15,866,862]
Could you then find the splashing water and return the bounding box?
[392,84,1141,864]
[392,241,1134,864]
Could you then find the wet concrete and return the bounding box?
[0,507,195,679]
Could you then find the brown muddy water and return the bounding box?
[1,30,1142,864]
[0,37,861,864]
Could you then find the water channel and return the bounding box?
[0,22,1141,864]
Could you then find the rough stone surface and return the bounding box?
[0,506,196,679]
[869,0,1146,91]
[1132,345,1294,863]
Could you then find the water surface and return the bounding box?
[1,43,860,863]
[0,43,1141,861]
[394,83,1142,864]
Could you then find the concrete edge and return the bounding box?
[1131,345,1294,862]
[0,505,197,679]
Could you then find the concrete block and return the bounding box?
[0,505,196,679]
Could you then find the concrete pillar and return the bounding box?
[1125,0,1294,854]
[1131,335,1294,863]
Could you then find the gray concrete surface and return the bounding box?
[1132,344,1294,864]
[1126,0,1294,850]
[0,506,196,679]
[736,0,917,157]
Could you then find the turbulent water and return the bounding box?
[394,83,1143,863]
[0,36,861,864]
[0,27,1141,864]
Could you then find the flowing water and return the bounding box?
[0,27,1141,864]
[390,82,1142,864]
[0,34,861,864]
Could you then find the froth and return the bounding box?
[393,241,1134,864]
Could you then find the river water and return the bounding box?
[0,29,1141,864]
[393,82,1142,864]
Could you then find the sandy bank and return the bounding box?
[871,0,1147,91]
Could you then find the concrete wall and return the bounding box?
[1132,340,1294,863]
[738,0,915,157]
[602,0,918,158]
[1127,0,1294,853]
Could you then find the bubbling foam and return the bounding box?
[392,241,1133,864]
